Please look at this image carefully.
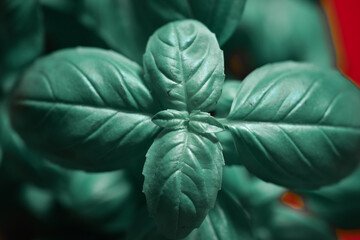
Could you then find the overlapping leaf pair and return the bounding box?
[10,19,360,239]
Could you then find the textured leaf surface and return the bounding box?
[11,48,160,171]
[300,166,360,229]
[138,0,247,45]
[185,190,253,240]
[226,62,360,188]
[0,0,44,94]
[143,129,224,239]
[144,20,224,112]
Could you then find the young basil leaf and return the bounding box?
[11,47,161,171]
[185,190,253,240]
[143,20,224,113]
[0,0,44,94]
[137,0,247,46]
[299,166,360,229]
[152,109,189,130]
[226,62,360,189]
[143,129,224,239]
[188,111,224,134]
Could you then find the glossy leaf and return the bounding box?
[143,129,224,239]
[152,109,189,130]
[185,190,253,240]
[11,47,160,171]
[300,166,360,229]
[0,0,44,94]
[226,62,360,189]
[138,0,247,45]
[143,20,224,112]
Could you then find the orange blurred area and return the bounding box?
[321,0,360,86]
[281,192,304,210]
[337,230,360,240]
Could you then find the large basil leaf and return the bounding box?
[11,47,160,171]
[138,0,247,46]
[225,62,360,189]
[0,0,44,95]
[186,190,253,240]
[299,166,360,229]
[143,20,224,112]
[143,129,224,239]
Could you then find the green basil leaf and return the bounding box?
[138,0,247,46]
[185,190,253,240]
[152,109,189,130]
[143,129,224,239]
[188,111,224,134]
[300,166,360,229]
[226,62,360,189]
[215,80,242,118]
[0,0,44,94]
[11,47,160,171]
[143,20,224,112]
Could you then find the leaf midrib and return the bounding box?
[221,119,360,132]
[16,99,153,118]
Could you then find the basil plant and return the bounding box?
[9,18,360,239]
